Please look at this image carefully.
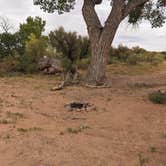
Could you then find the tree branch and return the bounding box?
[82,0,103,42]
[124,0,150,17]
[99,0,125,45]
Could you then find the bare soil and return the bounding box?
[0,71,166,166]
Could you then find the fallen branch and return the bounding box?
[84,83,111,89]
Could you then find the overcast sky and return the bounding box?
[0,0,166,51]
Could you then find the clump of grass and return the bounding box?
[0,119,13,124]
[107,97,112,101]
[132,82,156,88]
[6,111,24,120]
[3,134,11,139]
[67,125,90,134]
[150,146,157,153]
[17,128,28,132]
[162,133,166,139]
[149,91,166,104]
[138,153,149,166]
[29,127,42,131]
[17,127,42,133]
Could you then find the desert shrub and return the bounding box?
[0,56,18,73]
[0,33,21,58]
[127,54,139,65]
[132,46,146,54]
[149,91,166,104]
[25,34,47,58]
[62,57,72,72]
[49,27,90,72]
[138,53,164,65]
[109,45,165,65]
[110,45,131,62]
[16,55,38,73]
[78,36,90,59]
[76,58,90,69]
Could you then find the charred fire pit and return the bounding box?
[65,102,92,111]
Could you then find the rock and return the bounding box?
[38,56,63,74]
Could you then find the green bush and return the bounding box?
[62,57,72,72]
[0,33,20,58]
[127,54,138,65]
[76,58,90,69]
[109,45,165,65]
[149,91,166,104]
[110,45,131,62]
[16,55,38,73]
[0,56,18,73]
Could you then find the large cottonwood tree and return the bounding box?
[34,0,166,85]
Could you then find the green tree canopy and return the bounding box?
[19,16,46,39]
[17,16,46,55]
[0,33,20,58]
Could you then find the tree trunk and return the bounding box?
[86,29,117,85]
[86,14,122,85]
[87,43,108,85]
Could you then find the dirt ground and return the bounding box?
[0,71,166,166]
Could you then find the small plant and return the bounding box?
[17,127,42,133]
[17,128,28,132]
[107,97,112,101]
[149,91,166,104]
[67,127,80,134]
[162,133,166,139]
[3,134,11,140]
[133,82,156,88]
[127,54,138,65]
[6,111,24,119]
[29,127,42,131]
[0,119,13,124]
[67,125,90,134]
[138,153,149,166]
[150,146,157,153]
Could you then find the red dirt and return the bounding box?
[0,72,166,166]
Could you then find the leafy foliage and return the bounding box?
[34,0,76,14]
[149,91,166,104]
[25,33,48,58]
[128,0,166,28]
[19,16,46,39]
[16,34,48,73]
[0,33,20,58]
[17,16,46,55]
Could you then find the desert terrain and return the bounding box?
[0,68,166,166]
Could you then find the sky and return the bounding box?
[0,0,166,51]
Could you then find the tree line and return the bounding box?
[0,16,165,74]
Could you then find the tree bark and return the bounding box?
[87,26,119,85]
[82,0,125,85]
